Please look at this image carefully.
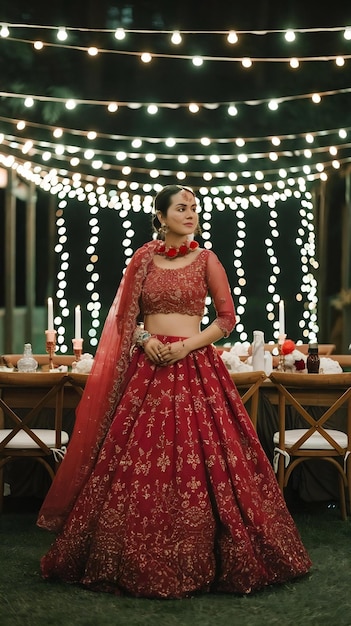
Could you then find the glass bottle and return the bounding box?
[252,330,265,371]
[17,343,39,372]
[307,343,320,374]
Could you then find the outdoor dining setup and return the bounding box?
[1,334,351,518]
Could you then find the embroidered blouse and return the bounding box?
[141,249,236,336]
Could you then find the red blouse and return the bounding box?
[141,249,236,336]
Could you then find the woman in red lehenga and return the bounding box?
[37,185,311,598]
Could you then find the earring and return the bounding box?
[159,223,168,235]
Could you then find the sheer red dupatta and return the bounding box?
[37,240,159,532]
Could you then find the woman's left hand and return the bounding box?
[158,340,188,365]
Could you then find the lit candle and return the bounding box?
[75,305,82,339]
[47,297,54,331]
[279,300,285,337]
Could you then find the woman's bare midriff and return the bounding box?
[144,313,202,338]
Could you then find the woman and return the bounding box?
[37,185,311,598]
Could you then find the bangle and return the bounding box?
[133,327,155,349]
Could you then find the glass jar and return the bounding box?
[17,343,39,372]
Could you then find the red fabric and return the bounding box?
[40,341,311,598]
[37,240,159,532]
[142,249,236,335]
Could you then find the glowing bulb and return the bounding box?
[241,57,252,68]
[34,41,44,50]
[87,131,97,140]
[108,102,118,112]
[335,56,345,66]
[88,47,99,56]
[189,103,199,113]
[305,134,314,143]
[171,31,182,45]
[141,52,152,63]
[114,28,126,40]
[268,100,279,111]
[271,136,281,146]
[24,97,34,108]
[201,137,211,146]
[235,138,245,147]
[147,104,158,114]
[66,99,77,110]
[165,138,176,147]
[0,24,9,37]
[17,121,26,130]
[344,27,351,40]
[285,29,296,42]
[53,128,63,138]
[289,57,299,68]
[192,56,203,66]
[227,31,238,44]
[57,27,68,41]
[228,105,238,116]
[312,93,321,103]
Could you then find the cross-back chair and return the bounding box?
[0,370,82,511]
[269,371,351,520]
[231,370,267,429]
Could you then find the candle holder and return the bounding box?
[276,334,287,372]
[72,338,83,362]
[45,329,57,370]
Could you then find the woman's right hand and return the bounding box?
[143,337,167,365]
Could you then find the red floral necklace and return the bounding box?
[155,239,199,259]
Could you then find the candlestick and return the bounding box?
[47,297,54,331]
[74,305,82,340]
[277,332,287,371]
[72,337,83,362]
[278,299,285,337]
[45,329,57,370]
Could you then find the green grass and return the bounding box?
[1,500,351,626]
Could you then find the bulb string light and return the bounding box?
[3,34,351,64]
[1,85,351,110]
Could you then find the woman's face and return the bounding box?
[160,189,199,237]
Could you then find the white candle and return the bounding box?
[75,305,82,339]
[47,297,54,331]
[279,300,285,337]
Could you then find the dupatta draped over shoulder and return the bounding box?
[37,240,159,532]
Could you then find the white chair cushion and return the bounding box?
[0,429,69,449]
[273,428,348,450]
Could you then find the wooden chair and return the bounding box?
[0,371,74,511]
[269,371,351,520]
[231,370,266,429]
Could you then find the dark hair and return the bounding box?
[152,185,196,234]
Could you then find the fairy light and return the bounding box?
[285,29,296,43]
[227,31,238,44]
[242,57,252,68]
[24,97,34,108]
[88,47,99,56]
[33,41,44,50]
[0,24,9,37]
[192,56,203,66]
[141,52,152,63]
[57,28,68,41]
[289,57,299,69]
[65,99,76,110]
[171,31,182,45]
[114,28,126,40]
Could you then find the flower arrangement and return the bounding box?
[281,339,306,372]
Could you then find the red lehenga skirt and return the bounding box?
[39,337,311,598]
